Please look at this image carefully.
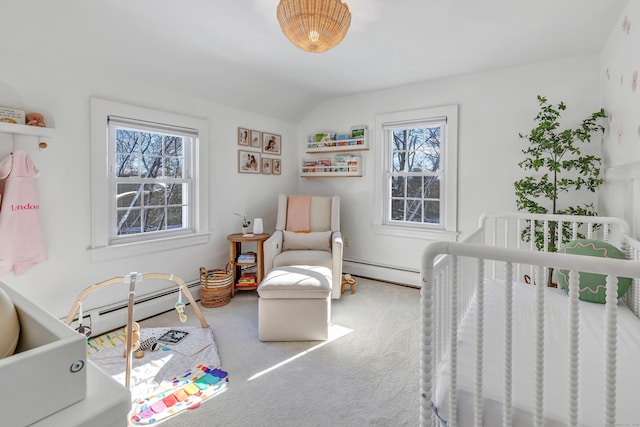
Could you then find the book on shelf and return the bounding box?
[237,251,256,263]
[240,264,257,274]
[236,272,256,287]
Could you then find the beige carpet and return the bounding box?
[139,276,420,427]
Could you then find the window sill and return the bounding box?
[372,224,458,242]
[89,232,210,263]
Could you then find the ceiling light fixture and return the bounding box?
[277,0,351,53]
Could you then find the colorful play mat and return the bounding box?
[87,326,228,425]
[130,364,228,424]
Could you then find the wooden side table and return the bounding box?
[227,233,270,297]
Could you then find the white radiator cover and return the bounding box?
[64,281,201,337]
[343,258,419,287]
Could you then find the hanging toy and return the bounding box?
[124,321,144,358]
[175,286,187,323]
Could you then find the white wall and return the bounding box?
[0,51,297,317]
[599,2,640,235]
[0,36,615,313]
[299,55,603,283]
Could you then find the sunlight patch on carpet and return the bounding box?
[247,324,353,381]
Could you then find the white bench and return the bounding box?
[257,266,332,341]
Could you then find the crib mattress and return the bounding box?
[434,279,640,426]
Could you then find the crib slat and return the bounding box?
[517,220,523,281]
[567,269,580,427]
[534,265,545,427]
[474,259,485,427]
[557,221,563,248]
[587,222,594,239]
[503,262,514,427]
[420,257,434,426]
[530,220,536,280]
[543,220,549,252]
[450,256,459,427]
[604,273,618,426]
[572,222,578,241]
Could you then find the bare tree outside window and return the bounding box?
[388,126,442,225]
[114,128,188,236]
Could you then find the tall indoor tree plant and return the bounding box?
[514,95,606,257]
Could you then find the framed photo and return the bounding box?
[238,150,261,174]
[250,130,261,149]
[238,127,250,146]
[262,132,281,155]
[272,158,281,175]
[261,158,272,174]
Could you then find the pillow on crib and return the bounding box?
[556,239,631,304]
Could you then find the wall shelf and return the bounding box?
[0,122,56,139]
[306,127,368,153]
[300,154,362,178]
[0,122,56,149]
[301,126,367,177]
[306,137,367,153]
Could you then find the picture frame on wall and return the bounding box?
[238,127,250,146]
[262,158,272,174]
[272,158,281,175]
[238,150,261,174]
[262,132,281,155]
[250,130,261,149]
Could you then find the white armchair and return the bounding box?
[263,194,343,299]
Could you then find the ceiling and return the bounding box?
[0,0,630,122]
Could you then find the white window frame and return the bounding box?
[373,105,458,241]
[89,98,210,262]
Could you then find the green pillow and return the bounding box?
[557,239,631,304]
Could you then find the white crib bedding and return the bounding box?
[434,279,640,426]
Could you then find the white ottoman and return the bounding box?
[258,265,332,341]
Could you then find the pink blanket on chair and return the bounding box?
[286,195,311,232]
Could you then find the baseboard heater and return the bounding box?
[63,280,201,337]
[343,258,420,288]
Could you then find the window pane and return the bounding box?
[164,157,183,178]
[144,184,166,206]
[144,207,166,231]
[116,154,140,177]
[407,176,422,198]
[141,155,162,178]
[167,184,184,205]
[392,150,407,172]
[391,176,405,197]
[117,208,141,235]
[117,183,142,208]
[140,133,162,155]
[167,206,184,229]
[406,199,422,223]
[165,136,183,156]
[391,199,405,221]
[424,201,440,223]
[116,129,140,155]
[424,176,440,199]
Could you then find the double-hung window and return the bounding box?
[108,117,193,241]
[374,105,458,239]
[90,98,209,261]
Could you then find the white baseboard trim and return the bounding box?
[343,259,420,288]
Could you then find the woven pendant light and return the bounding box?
[277,0,351,53]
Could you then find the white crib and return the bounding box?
[420,213,640,427]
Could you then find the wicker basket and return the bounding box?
[199,264,233,308]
